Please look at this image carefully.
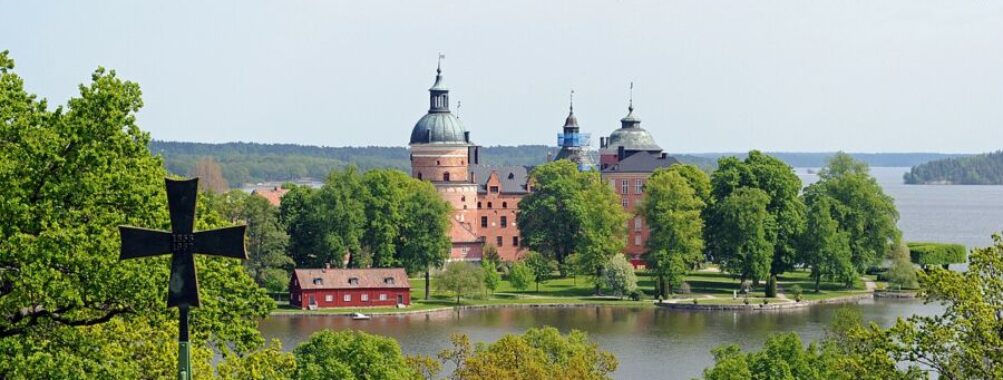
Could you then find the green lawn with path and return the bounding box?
[272,266,877,315]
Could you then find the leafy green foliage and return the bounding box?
[293,330,421,380]
[711,187,775,282]
[639,165,707,297]
[217,340,296,380]
[207,190,293,291]
[524,252,556,292]
[508,262,534,291]
[906,242,966,268]
[482,260,501,295]
[813,153,900,273]
[800,190,855,291]
[885,242,918,290]
[435,262,485,304]
[904,150,1003,185]
[518,161,628,280]
[447,327,618,380]
[0,51,278,377]
[601,255,638,299]
[706,151,805,277]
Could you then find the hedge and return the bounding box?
[907,242,966,268]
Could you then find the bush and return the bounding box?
[789,284,803,302]
[629,291,642,301]
[679,282,692,294]
[907,242,966,269]
[765,276,778,298]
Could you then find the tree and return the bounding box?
[482,259,501,296]
[639,166,707,297]
[482,243,501,267]
[518,161,627,277]
[814,153,900,273]
[712,188,775,284]
[524,252,556,293]
[209,190,293,292]
[217,340,296,380]
[800,190,854,291]
[293,330,421,380]
[0,51,279,377]
[361,169,413,268]
[435,262,485,304]
[572,173,629,294]
[190,156,230,193]
[316,167,369,267]
[706,152,805,285]
[399,180,452,300]
[886,242,918,290]
[601,255,638,299]
[446,327,618,380]
[508,261,534,291]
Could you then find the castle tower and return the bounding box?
[553,91,595,170]
[408,58,483,260]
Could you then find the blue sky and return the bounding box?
[3,1,1002,153]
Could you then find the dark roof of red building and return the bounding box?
[602,152,679,173]
[471,165,531,194]
[293,268,410,290]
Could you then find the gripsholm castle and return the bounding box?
[408,62,678,267]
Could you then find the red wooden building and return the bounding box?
[289,267,411,309]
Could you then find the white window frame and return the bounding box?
[380,294,388,301]
[622,198,628,208]
[634,235,642,246]
[343,294,351,302]
[635,179,643,194]
[361,293,369,302]
[634,217,642,231]
[325,294,333,302]
[621,180,628,194]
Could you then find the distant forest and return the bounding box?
[150,141,965,187]
[904,150,1003,185]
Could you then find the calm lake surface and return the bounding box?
[260,167,1003,379]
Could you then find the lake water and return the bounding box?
[260,167,1003,379]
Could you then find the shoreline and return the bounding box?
[268,291,915,317]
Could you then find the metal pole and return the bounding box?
[178,305,192,380]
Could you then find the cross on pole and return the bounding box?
[119,178,247,380]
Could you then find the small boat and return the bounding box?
[350,312,371,320]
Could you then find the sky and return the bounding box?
[3,1,1002,153]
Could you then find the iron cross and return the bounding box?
[118,178,247,307]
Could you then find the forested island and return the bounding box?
[152,140,961,188]
[904,150,1003,185]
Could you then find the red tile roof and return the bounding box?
[251,187,289,207]
[293,268,410,290]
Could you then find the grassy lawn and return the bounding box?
[272,267,877,315]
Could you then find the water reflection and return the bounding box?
[260,299,941,379]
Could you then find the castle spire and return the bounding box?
[429,54,449,113]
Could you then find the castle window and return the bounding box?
[513,236,519,247]
[417,172,423,180]
[609,180,616,189]
[496,236,503,246]
[443,172,450,181]
[634,217,642,231]
[621,180,628,194]
[502,202,507,209]
[634,235,642,246]
[500,216,508,228]
[487,202,493,209]
[490,186,499,193]
[635,179,643,194]
[437,160,441,166]
[481,216,488,228]
[622,198,628,208]
[477,202,482,209]
[461,196,466,202]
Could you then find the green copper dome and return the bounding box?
[410,113,468,145]
[603,104,661,152]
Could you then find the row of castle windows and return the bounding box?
[479,235,520,247]
[609,179,645,194]
[477,201,508,209]
[480,215,510,228]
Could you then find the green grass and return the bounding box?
[272,268,876,315]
